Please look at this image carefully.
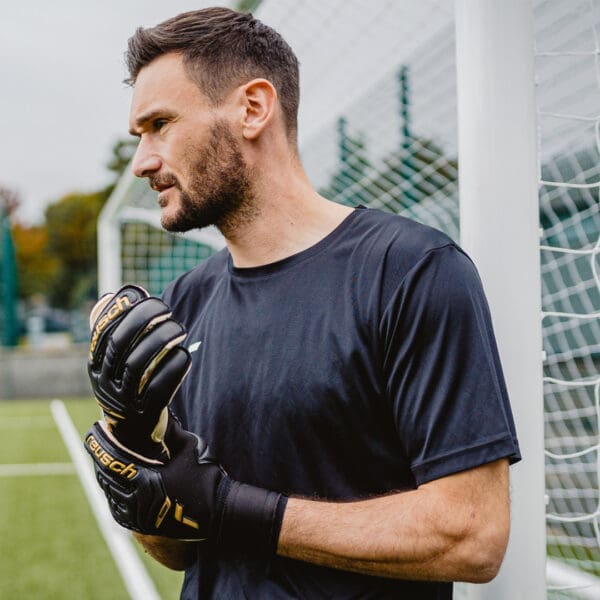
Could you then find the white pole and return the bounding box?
[454,1,545,599]
[97,213,122,295]
[97,170,137,294]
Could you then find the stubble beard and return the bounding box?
[160,120,257,237]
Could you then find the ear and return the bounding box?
[239,78,278,140]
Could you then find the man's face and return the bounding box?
[129,53,252,232]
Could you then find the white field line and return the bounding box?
[0,462,75,476]
[50,399,160,600]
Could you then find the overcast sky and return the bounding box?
[1,1,234,224]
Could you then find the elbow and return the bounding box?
[419,501,510,583]
[459,520,510,583]
[464,552,503,584]
[396,515,509,583]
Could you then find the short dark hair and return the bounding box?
[125,7,300,142]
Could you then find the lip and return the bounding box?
[157,186,175,206]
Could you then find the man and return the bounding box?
[85,7,521,599]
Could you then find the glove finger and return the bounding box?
[100,298,172,382]
[140,347,191,415]
[120,319,187,406]
[89,285,149,366]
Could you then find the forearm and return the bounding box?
[277,460,509,583]
[278,494,473,581]
[132,532,197,571]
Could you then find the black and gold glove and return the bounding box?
[87,285,191,459]
[84,417,287,553]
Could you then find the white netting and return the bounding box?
[270,0,458,238]
[536,0,600,596]
[299,22,458,239]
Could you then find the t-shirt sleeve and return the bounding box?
[380,243,521,486]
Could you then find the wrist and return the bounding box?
[215,477,288,555]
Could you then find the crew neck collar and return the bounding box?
[227,206,365,278]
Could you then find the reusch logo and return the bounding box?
[89,294,132,360]
[85,433,138,479]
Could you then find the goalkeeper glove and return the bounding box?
[84,417,287,554]
[87,285,191,460]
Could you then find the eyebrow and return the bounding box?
[128,109,174,136]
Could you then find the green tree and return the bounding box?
[44,187,111,308]
[106,137,138,181]
[12,223,59,299]
[9,137,139,309]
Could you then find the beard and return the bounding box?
[154,120,255,235]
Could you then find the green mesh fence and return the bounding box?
[121,222,215,296]
[0,208,18,347]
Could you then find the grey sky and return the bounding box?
[1,1,232,223]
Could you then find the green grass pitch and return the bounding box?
[0,398,184,600]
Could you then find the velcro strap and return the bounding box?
[217,480,287,554]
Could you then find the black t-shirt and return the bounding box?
[163,207,521,599]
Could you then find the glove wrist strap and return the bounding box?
[216,478,288,555]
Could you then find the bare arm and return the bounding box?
[131,459,510,582]
[132,533,197,571]
[277,458,510,583]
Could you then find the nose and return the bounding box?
[131,138,162,178]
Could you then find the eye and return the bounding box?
[152,118,168,132]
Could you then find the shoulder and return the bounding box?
[348,208,471,298]
[161,248,229,310]
[350,207,456,265]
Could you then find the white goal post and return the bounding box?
[455,1,545,597]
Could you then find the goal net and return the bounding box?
[536,1,600,596]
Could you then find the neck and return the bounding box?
[221,155,354,268]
